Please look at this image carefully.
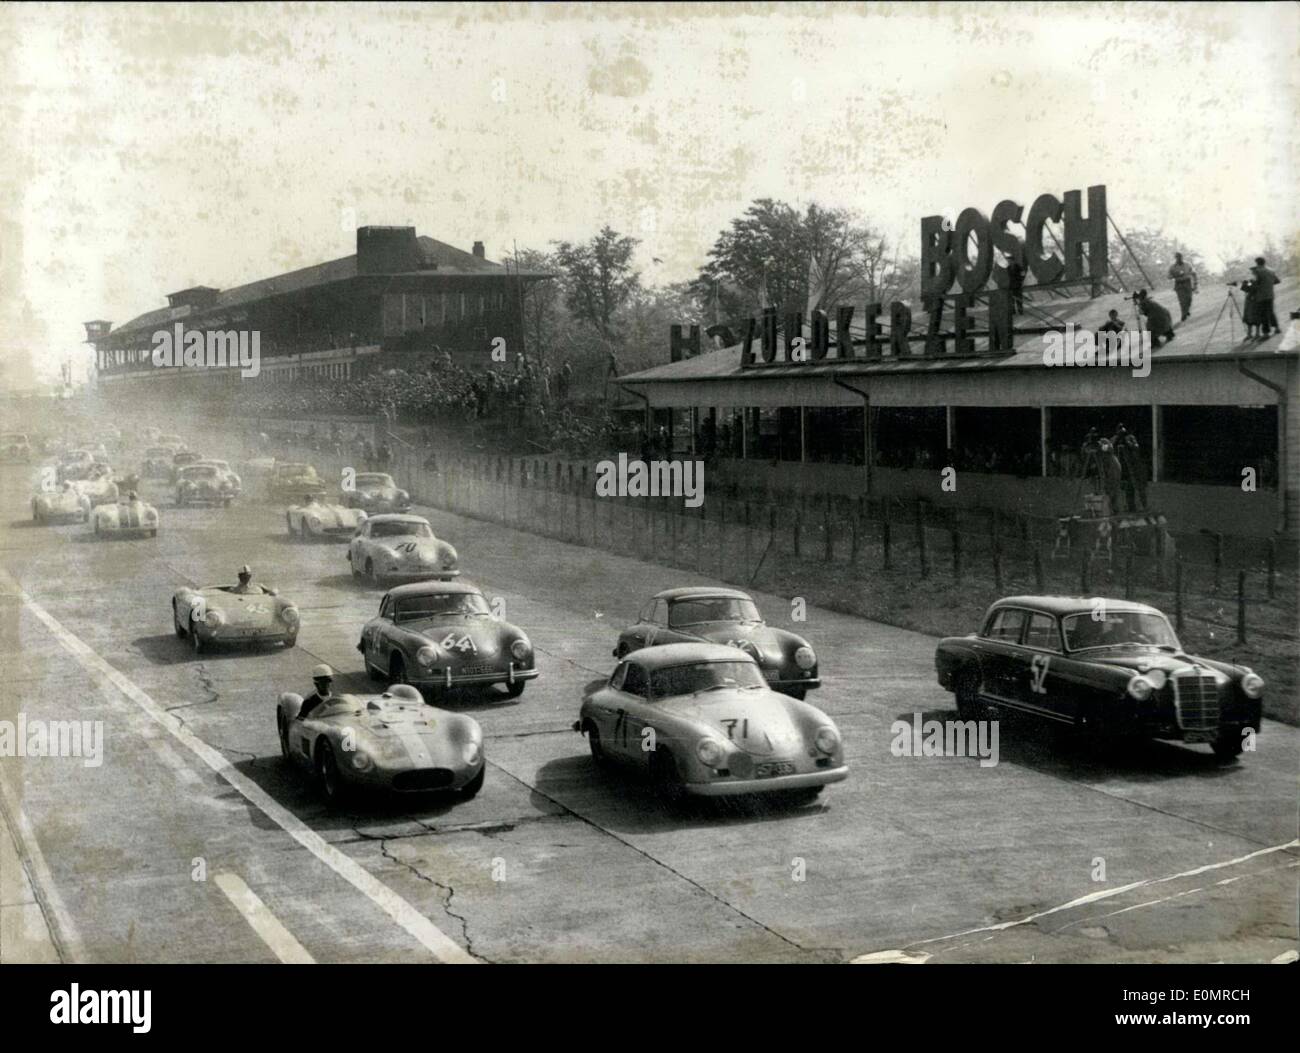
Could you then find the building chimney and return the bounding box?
[472,241,485,259]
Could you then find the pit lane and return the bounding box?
[0,458,1295,964]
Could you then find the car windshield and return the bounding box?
[393,593,489,622]
[276,464,314,476]
[647,660,765,699]
[201,461,229,471]
[182,467,217,479]
[1061,611,1181,652]
[667,597,761,627]
[369,521,433,539]
[355,474,394,487]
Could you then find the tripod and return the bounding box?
[1200,286,1244,354]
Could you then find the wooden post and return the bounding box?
[823,507,832,563]
[1080,551,1091,594]
[850,515,860,565]
[793,510,802,559]
[916,501,928,579]
[882,519,892,569]
[1267,539,1276,599]
[992,544,1002,593]
[1033,544,1045,592]
[744,503,752,576]
[951,530,962,582]
[1124,552,1134,600]
[1212,532,1223,594]
[1236,570,1247,644]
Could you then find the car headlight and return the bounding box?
[416,645,439,667]
[308,516,320,527]
[397,490,409,501]
[462,741,482,766]
[205,610,225,628]
[1240,672,1265,699]
[510,638,530,661]
[1126,674,1154,702]
[696,738,726,768]
[814,725,839,754]
[349,751,373,772]
[280,606,299,626]
[794,646,816,670]
[441,546,458,569]
[145,511,157,522]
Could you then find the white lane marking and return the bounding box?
[213,872,315,964]
[1,572,477,965]
[850,838,1300,963]
[0,770,85,962]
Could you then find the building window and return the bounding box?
[460,292,467,319]
[805,406,865,465]
[950,406,1041,476]
[873,407,947,470]
[1162,406,1277,487]
[749,407,801,461]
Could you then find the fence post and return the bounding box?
[670,500,678,563]
[1212,532,1223,594]
[744,503,752,576]
[1266,538,1276,599]
[951,530,962,582]
[850,515,860,566]
[1236,570,1247,644]
[882,519,892,569]
[992,543,1002,593]
[1175,558,1184,631]
[1033,544,1044,592]
[1124,552,1134,600]
[1080,550,1091,594]
[793,511,802,559]
[823,506,832,563]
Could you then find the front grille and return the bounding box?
[1173,674,1219,731]
[393,768,455,791]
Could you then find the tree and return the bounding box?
[1106,229,1209,292]
[1218,236,1298,282]
[552,226,641,340]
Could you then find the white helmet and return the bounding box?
[311,664,334,680]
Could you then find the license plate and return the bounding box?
[761,668,778,681]
[228,627,264,637]
[755,761,796,778]
[458,664,493,676]
[1183,730,1216,743]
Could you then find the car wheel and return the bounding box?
[93,519,102,537]
[389,654,407,685]
[614,641,630,658]
[284,634,297,649]
[365,558,376,583]
[364,657,383,681]
[32,504,41,523]
[315,742,348,804]
[277,713,291,761]
[285,512,294,536]
[176,493,185,507]
[190,618,205,654]
[586,721,609,767]
[505,679,526,699]
[222,498,232,508]
[786,785,824,805]
[461,765,485,798]
[784,685,807,701]
[173,601,185,638]
[148,529,157,538]
[954,666,984,721]
[349,552,361,579]
[1212,729,1244,761]
[649,748,683,801]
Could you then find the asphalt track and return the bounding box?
[1,451,1296,964]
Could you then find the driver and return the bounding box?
[231,564,264,594]
[296,665,335,721]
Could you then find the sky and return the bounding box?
[2,1,1296,385]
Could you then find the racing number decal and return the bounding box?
[1030,654,1051,695]
[440,633,477,654]
[719,718,749,741]
[397,541,418,554]
[613,708,630,748]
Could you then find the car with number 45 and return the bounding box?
[358,581,537,700]
[172,581,300,652]
[934,596,1264,759]
[576,643,847,801]
[616,588,820,699]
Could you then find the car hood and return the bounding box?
[312,700,476,767]
[657,689,804,756]
[37,491,83,510]
[671,622,791,660]
[300,504,358,527]
[398,616,503,656]
[202,591,287,626]
[357,487,402,499]
[1089,650,1233,683]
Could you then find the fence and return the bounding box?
[276,438,1297,649]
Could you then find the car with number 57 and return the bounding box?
[576,643,847,801]
[934,596,1264,759]
[358,581,536,700]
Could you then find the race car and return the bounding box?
[32,484,90,523]
[73,441,111,463]
[194,459,242,496]
[55,449,98,482]
[347,514,459,585]
[934,596,1265,759]
[71,465,119,508]
[276,683,485,803]
[169,450,202,482]
[0,432,33,462]
[342,472,413,514]
[91,492,159,538]
[615,587,820,699]
[266,462,325,503]
[576,643,847,801]
[171,581,300,653]
[286,491,367,540]
[358,581,537,699]
[141,446,179,479]
[175,463,238,507]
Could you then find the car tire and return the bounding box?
[505,679,526,699]
[314,742,348,805]
[365,558,376,583]
[190,618,205,654]
[222,498,232,508]
[954,666,984,721]
[461,765,485,798]
[614,641,630,659]
[148,529,157,538]
[586,721,609,767]
[284,635,297,649]
[389,654,407,685]
[649,748,683,801]
[364,657,383,682]
[285,512,294,537]
[93,519,102,537]
[173,601,185,638]
[1212,729,1244,761]
[787,785,824,805]
[784,685,807,701]
[277,713,291,761]
[349,552,361,579]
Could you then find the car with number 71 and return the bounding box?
[357,581,537,700]
[934,596,1263,759]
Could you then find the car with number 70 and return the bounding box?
[934,596,1263,759]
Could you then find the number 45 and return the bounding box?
[1030,654,1051,695]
